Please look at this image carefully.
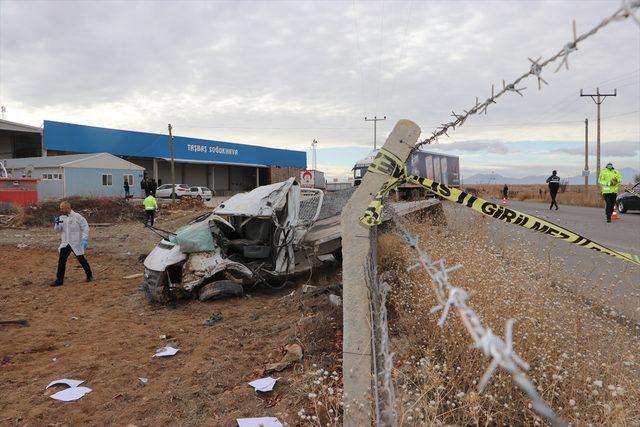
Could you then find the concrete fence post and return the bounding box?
[341,119,420,425]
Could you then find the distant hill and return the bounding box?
[464,167,639,185]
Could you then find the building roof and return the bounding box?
[0,119,42,134]
[3,152,145,170]
[43,120,307,169]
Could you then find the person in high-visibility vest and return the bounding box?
[598,162,623,223]
[143,194,158,227]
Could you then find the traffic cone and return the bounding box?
[612,206,620,221]
[501,198,508,207]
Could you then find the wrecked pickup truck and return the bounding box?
[141,177,440,304]
[142,178,337,303]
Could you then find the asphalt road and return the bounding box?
[447,200,640,322]
[506,200,640,255]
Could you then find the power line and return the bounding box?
[365,115,387,149]
[415,1,640,149]
[580,87,618,179]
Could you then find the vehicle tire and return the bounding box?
[618,201,627,213]
[196,195,202,200]
[140,269,173,304]
[198,280,244,301]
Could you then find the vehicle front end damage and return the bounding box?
[142,178,324,304]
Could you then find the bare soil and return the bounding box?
[0,209,342,426]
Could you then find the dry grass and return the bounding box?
[7,196,145,227]
[378,212,639,425]
[464,184,606,208]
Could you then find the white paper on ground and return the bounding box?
[153,346,179,357]
[139,377,148,384]
[46,379,84,389]
[49,386,92,402]
[247,377,279,392]
[236,417,283,427]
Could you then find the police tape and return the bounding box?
[360,148,640,267]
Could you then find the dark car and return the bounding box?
[616,182,640,213]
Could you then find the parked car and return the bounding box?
[155,184,192,198]
[190,186,215,200]
[616,182,640,213]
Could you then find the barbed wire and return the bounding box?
[386,205,566,426]
[415,0,640,149]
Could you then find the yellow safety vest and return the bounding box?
[598,168,622,194]
[143,196,158,210]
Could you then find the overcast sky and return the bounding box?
[0,0,638,179]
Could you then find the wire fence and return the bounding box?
[386,206,565,425]
[414,0,640,149]
[364,3,640,425]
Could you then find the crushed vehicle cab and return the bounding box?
[141,178,326,303]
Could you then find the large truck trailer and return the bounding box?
[352,149,460,199]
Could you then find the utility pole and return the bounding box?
[168,124,176,204]
[580,87,616,180]
[311,139,318,170]
[584,118,589,192]
[365,115,386,150]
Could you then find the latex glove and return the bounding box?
[82,239,88,249]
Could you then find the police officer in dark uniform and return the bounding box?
[546,170,560,210]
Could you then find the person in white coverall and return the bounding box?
[51,201,93,286]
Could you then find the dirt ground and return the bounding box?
[0,209,343,426]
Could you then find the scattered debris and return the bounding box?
[247,376,279,393]
[138,377,148,385]
[0,319,29,327]
[46,379,91,402]
[264,343,303,373]
[302,284,321,295]
[153,346,179,357]
[302,283,342,297]
[46,379,84,389]
[49,386,92,402]
[16,243,28,249]
[328,294,342,307]
[236,417,283,427]
[70,316,79,320]
[203,311,223,326]
[122,273,144,280]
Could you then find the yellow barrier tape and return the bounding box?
[361,148,640,267]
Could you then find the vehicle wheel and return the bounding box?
[618,201,627,213]
[198,280,244,301]
[196,195,202,200]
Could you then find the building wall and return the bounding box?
[0,133,12,158]
[229,166,256,192]
[270,166,301,184]
[184,163,208,187]
[5,166,64,200]
[64,167,144,198]
[214,165,230,192]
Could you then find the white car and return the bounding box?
[190,186,215,200]
[155,184,192,198]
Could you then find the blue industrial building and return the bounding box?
[1,119,307,196]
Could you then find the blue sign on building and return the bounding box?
[43,121,306,168]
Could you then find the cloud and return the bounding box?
[431,140,510,154]
[552,141,640,157]
[0,0,638,173]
